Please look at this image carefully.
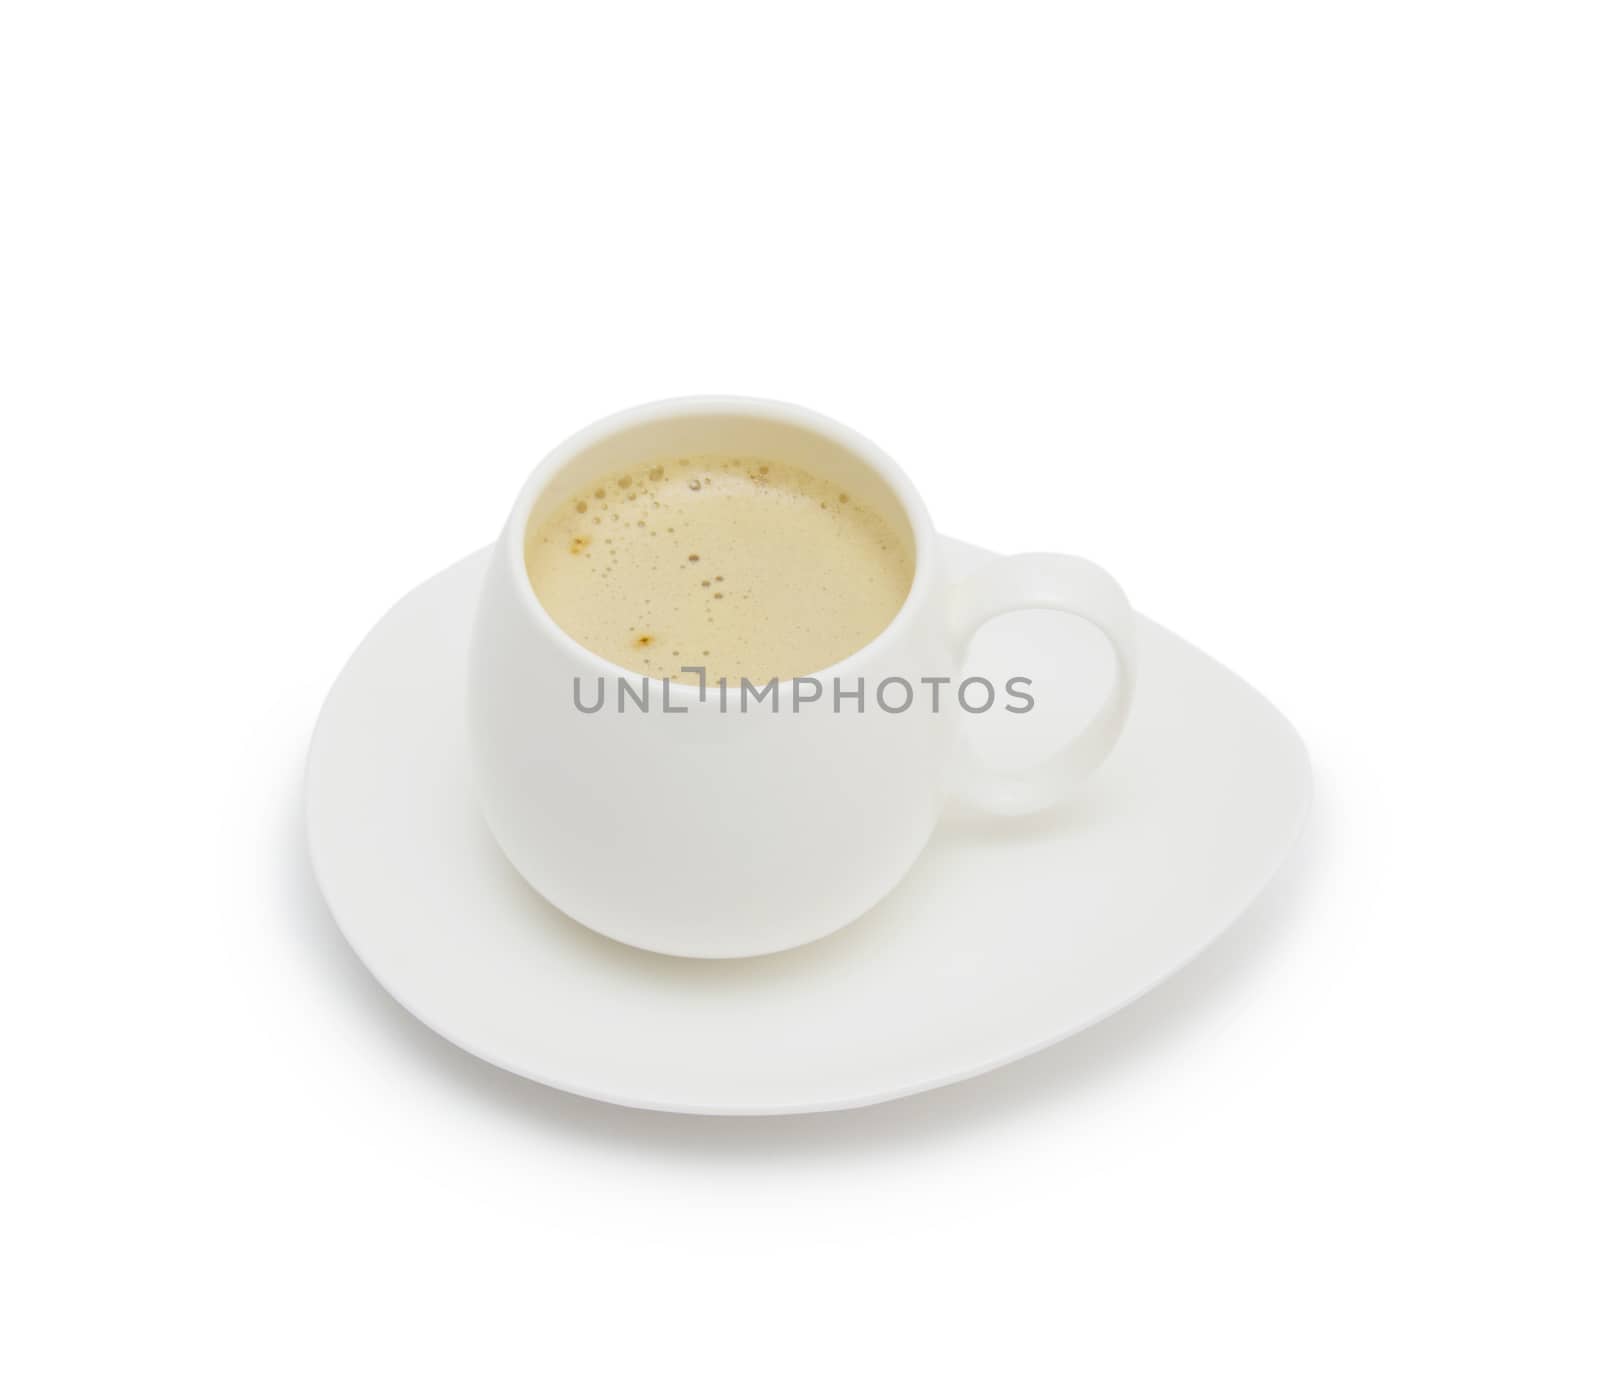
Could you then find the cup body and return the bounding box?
[467,398,958,958]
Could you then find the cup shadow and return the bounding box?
[284,773,1321,1163]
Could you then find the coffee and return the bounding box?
[525,456,914,683]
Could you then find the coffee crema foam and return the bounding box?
[525,456,915,684]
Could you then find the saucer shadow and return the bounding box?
[283,769,1321,1162]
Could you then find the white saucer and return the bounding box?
[306,538,1310,1115]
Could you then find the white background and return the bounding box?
[3,2,1596,1376]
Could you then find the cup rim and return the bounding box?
[496,395,938,702]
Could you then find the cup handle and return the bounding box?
[946,553,1139,816]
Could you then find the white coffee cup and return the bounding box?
[468,398,1138,958]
